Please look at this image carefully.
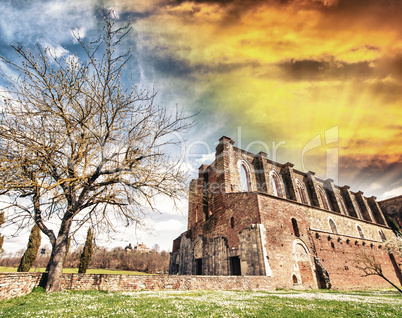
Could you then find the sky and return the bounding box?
[0,0,402,253]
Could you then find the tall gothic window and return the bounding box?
[292,218,300,237]
[296,179,308,204]
[317,186,329,210]
[239,163,249,191]
[270,171,283,197]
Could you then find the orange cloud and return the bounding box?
[120,0,402,190]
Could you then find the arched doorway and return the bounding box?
[293,240,316,288]
[194,238,203,275]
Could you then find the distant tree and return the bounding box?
[0,212,4,254]
[78,228,94,273]
[152,243,160,253]
[17,224,41,272]
[0,9,191,292]
[386,217,402,237]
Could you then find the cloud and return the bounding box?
[195,153,215,165]
[276,58,373,81]
[378,186,402,201]
[368,182,383,191]
[112,0,176,13]
[1,0,402,253]
[0,0,96,46]
[154,219,186,232]
[71,27,86,42]
[43,43,68,58]
[339,154,402,173]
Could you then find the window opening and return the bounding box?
[357,225,365,238]
[270,172,283,197]
[318,186,329,210]
[230,217,235,228]
[230,256,241,276]
[203,171,209,221]
[296,179,308,204]
[292,218,300,237]
[195,258,203,275]
[329,219,338,234]
[292,274,298,284]
[239,164,249,191]
[175,255,180,273]
[378,230,386,242]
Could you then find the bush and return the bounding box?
[17,224,41,272]
[78,228,94,274]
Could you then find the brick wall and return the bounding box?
[257,194,402,290]
[0,273,275,301]
[170,136,400,290]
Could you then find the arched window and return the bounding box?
[296,179,308,204]
[270,171,283,197]
[292,218,300,237]
[357,225,365,238]
[317,186,329,210]
[230,217,235,229]
[292,274,299,284]
[378,230,386,242]
[329,218,338,234]
[239,162,250,192]
[294,242,309,254]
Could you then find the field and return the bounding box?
[0,288,400,317]
[0,266,150,275]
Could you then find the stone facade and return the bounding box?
[169,136,402,290]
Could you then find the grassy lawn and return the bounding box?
[0,288,400,317]
[0,266,151,275]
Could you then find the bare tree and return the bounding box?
[0,10,192,292]
[355,248,402,293]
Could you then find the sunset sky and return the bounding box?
[0,0,401,252]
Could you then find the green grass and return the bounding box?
[0,289,400,317]
[0,266,151,275]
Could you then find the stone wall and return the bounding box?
[0,272,43,300]
[0,273,276,301]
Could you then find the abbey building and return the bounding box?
[169,136,401,290]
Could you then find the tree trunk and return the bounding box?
[380,274,402,294]
[45,218,72,293]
